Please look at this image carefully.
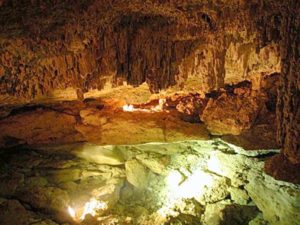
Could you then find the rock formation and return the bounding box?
[0,0,280,105]
[0,0,299,224]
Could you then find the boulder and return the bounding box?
[166,93,207,123]
[245,170,300,225]
[136,153,170,175]
[125,159,149,189]
[229,187,250,205]
[202,84,263,135]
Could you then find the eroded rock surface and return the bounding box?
[0,0,281,105]
[0,140,299,225]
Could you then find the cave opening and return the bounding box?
[0,1,299,225]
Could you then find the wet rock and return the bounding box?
[125,159,150,189]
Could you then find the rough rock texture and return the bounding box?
[0,0,298,186]
[0,140,299,225]
[263,0,300,183]
[0,0,280,105]
[202,81,265,135]
[0,99,210,147]
[0,108,84,146]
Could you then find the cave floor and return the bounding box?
[0,139,299,225]
[0,99,298,225]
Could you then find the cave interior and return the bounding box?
[0,1,299,225]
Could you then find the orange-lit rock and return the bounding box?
[0,108,84,147]
[202,82,264,135]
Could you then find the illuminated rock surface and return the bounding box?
[0,140,299,225]
[0,0,299,224]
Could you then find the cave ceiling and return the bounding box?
[0,0,282,105]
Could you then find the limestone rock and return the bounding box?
[0,109,83,146]
[245,171,300,225]
[101,115,165,145]
[125,159,149,189]
[74,123,102,141]
[248,214,268,225]
[73,144,124,165]
[17,186,70,220]
[202,83,263,135]
[136,153,170,175]
[200,175,230,204]
[166,93,207,123]
[202,202,259,225]
[79,108,106,127]
[31,220,59,225]
[0,200,31,225]
[229,187,250,205]
[90,178,124,206]
[45,168,82,184]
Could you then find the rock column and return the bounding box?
[265,0,300,183]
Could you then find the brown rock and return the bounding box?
[0,200,31,225]
[202,84,263,135]
[168,93,207,123]
[17,186,71,222]
[0,109,84,146]
[265,154,300,184]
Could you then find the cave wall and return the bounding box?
[276,1,300,164]
[0,0,299,182]
[0,0,280,105]
[259,0,300,182]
